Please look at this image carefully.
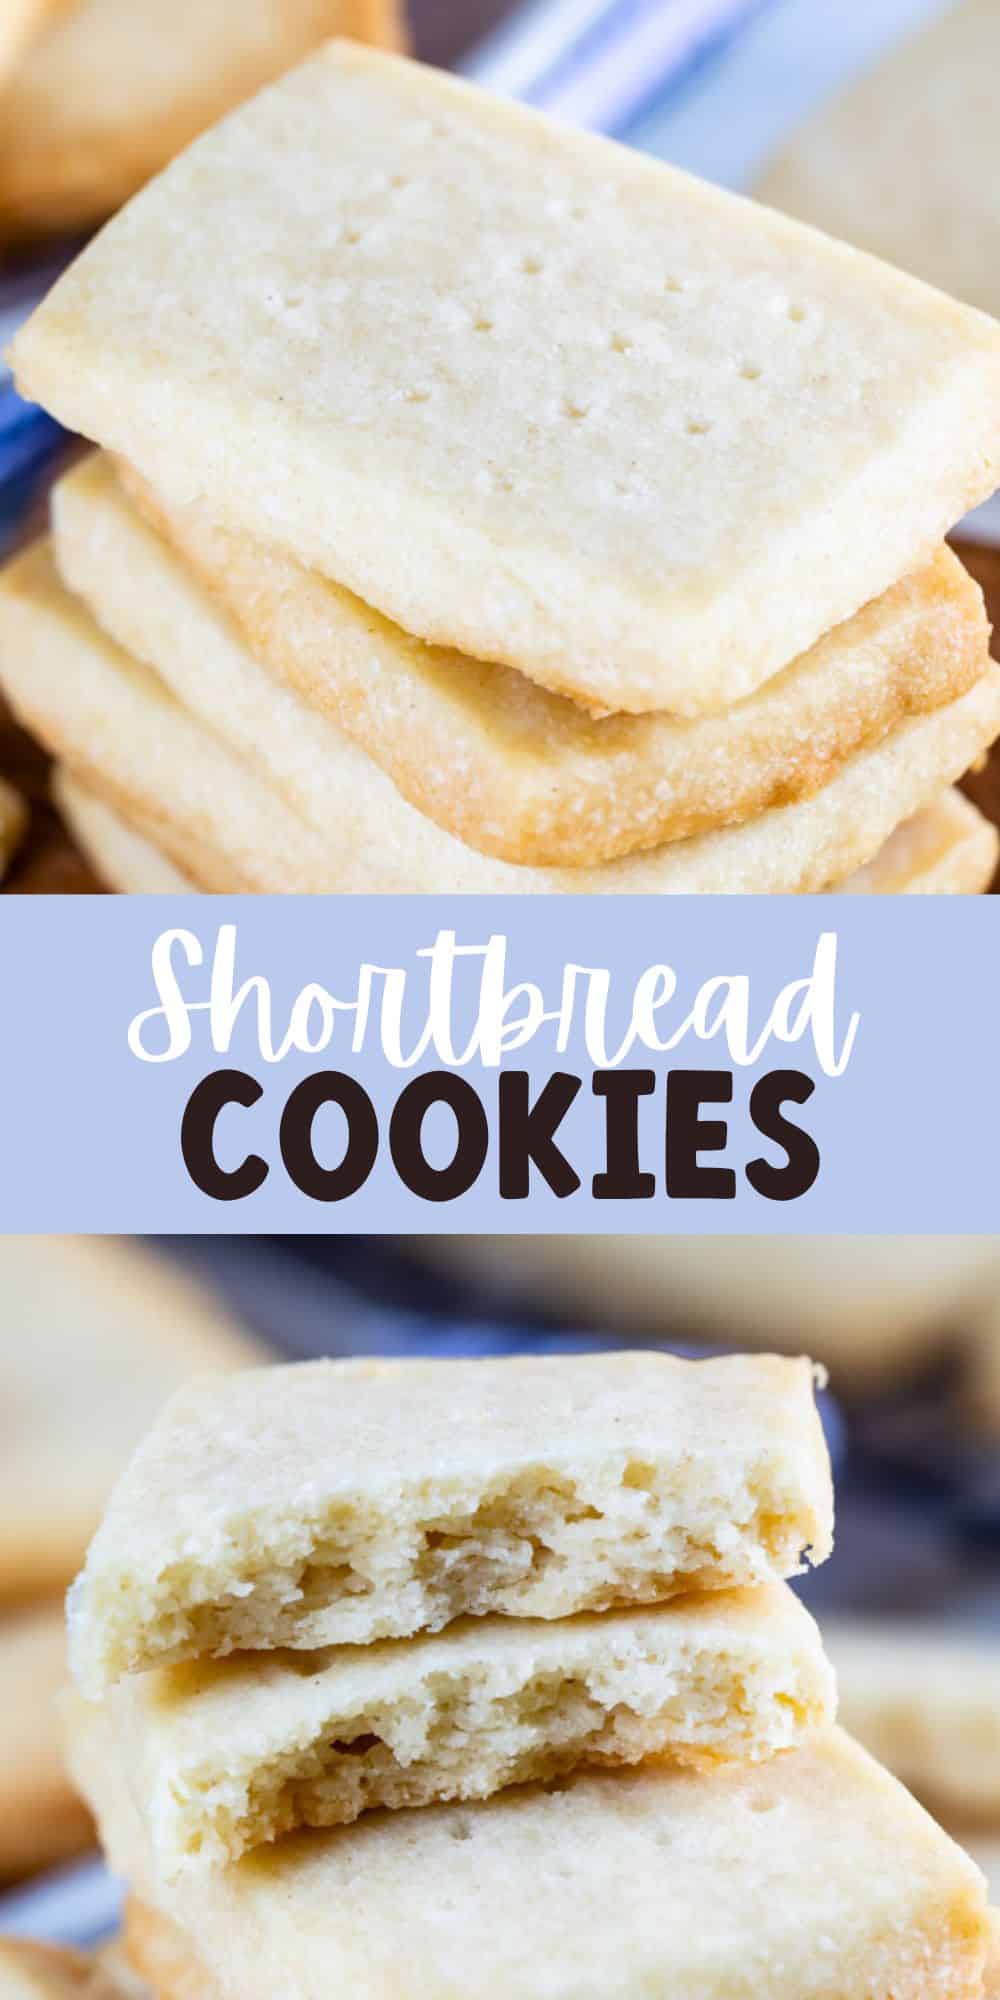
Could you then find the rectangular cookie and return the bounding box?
[841,786,998,893]
[52,767,196,893]
[70,1704,993,2000]
[0,1235,263,1602]
[51,768,1000,899]
[829,1621,1000,1823]
[11,42,1000,715]
[5,535,1000,894]
[122,1887,1000,2000]
[67,1351,833,1695]
[0,0,406,244]
[115,456,988,866]
[110,1582,834,1874]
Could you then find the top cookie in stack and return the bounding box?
[68,1352,833,1693]
[5,41,1000,892]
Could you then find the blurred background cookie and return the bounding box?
[0,1237,267,1885]
[409,1235,1000,1394]
[0,0,67,88]
[0,1236,265,1604]
[828,1622,1000,1827]
[0,1607,93,1882]
[0,0,405,248]
[756,0,1000,323]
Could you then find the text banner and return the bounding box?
[0,895,995,1232]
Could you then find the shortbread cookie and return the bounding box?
[87,1952,149,2000]
[416,1235,1000,1388]
[0,0,65,84]
[124,1909,219,2000]
[70,1703,993,2000]
[0,1236,263,1602]
[958,1842,1000,1998]
[111,1583,834,1873]
[123,1873,997,2000]
[13,46,1000,716]
[0,1,405,244]
[126,1910,221,2000]
[68,1352,833,1694]
[4,539,1000,893]
[53,768,196,892]
[0,1603,93,1879]
[63,455,990,867]
[0,1940,149,2000]
[116,457,987,864]
[757,0,1000,323]
[0,775,27,882]
[48,771,1000,898]
[830,1622,1000,1823]
[843,786,998,892]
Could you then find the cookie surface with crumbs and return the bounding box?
[110,1582,834,1873]
[70,1710,991,2000]
[68,1351,833,1695]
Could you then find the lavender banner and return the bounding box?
[0,894,995,1232]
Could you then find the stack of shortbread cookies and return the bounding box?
[8,1350,998,1997]
[2,43,1000,894]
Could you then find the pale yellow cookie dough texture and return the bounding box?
[3,43,1000,893]
[756,0,1000,323]
[67,1352,833,1693]
[67,1697,994,2000]
[0,0,405,243]
[46,1349,1000,1998]
[107,1581,834,1873]
[49,763,1000,897]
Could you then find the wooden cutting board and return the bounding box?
[3,537,1000,893]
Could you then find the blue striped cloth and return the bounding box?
[1,259,73,546]
[0,0,955,547]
